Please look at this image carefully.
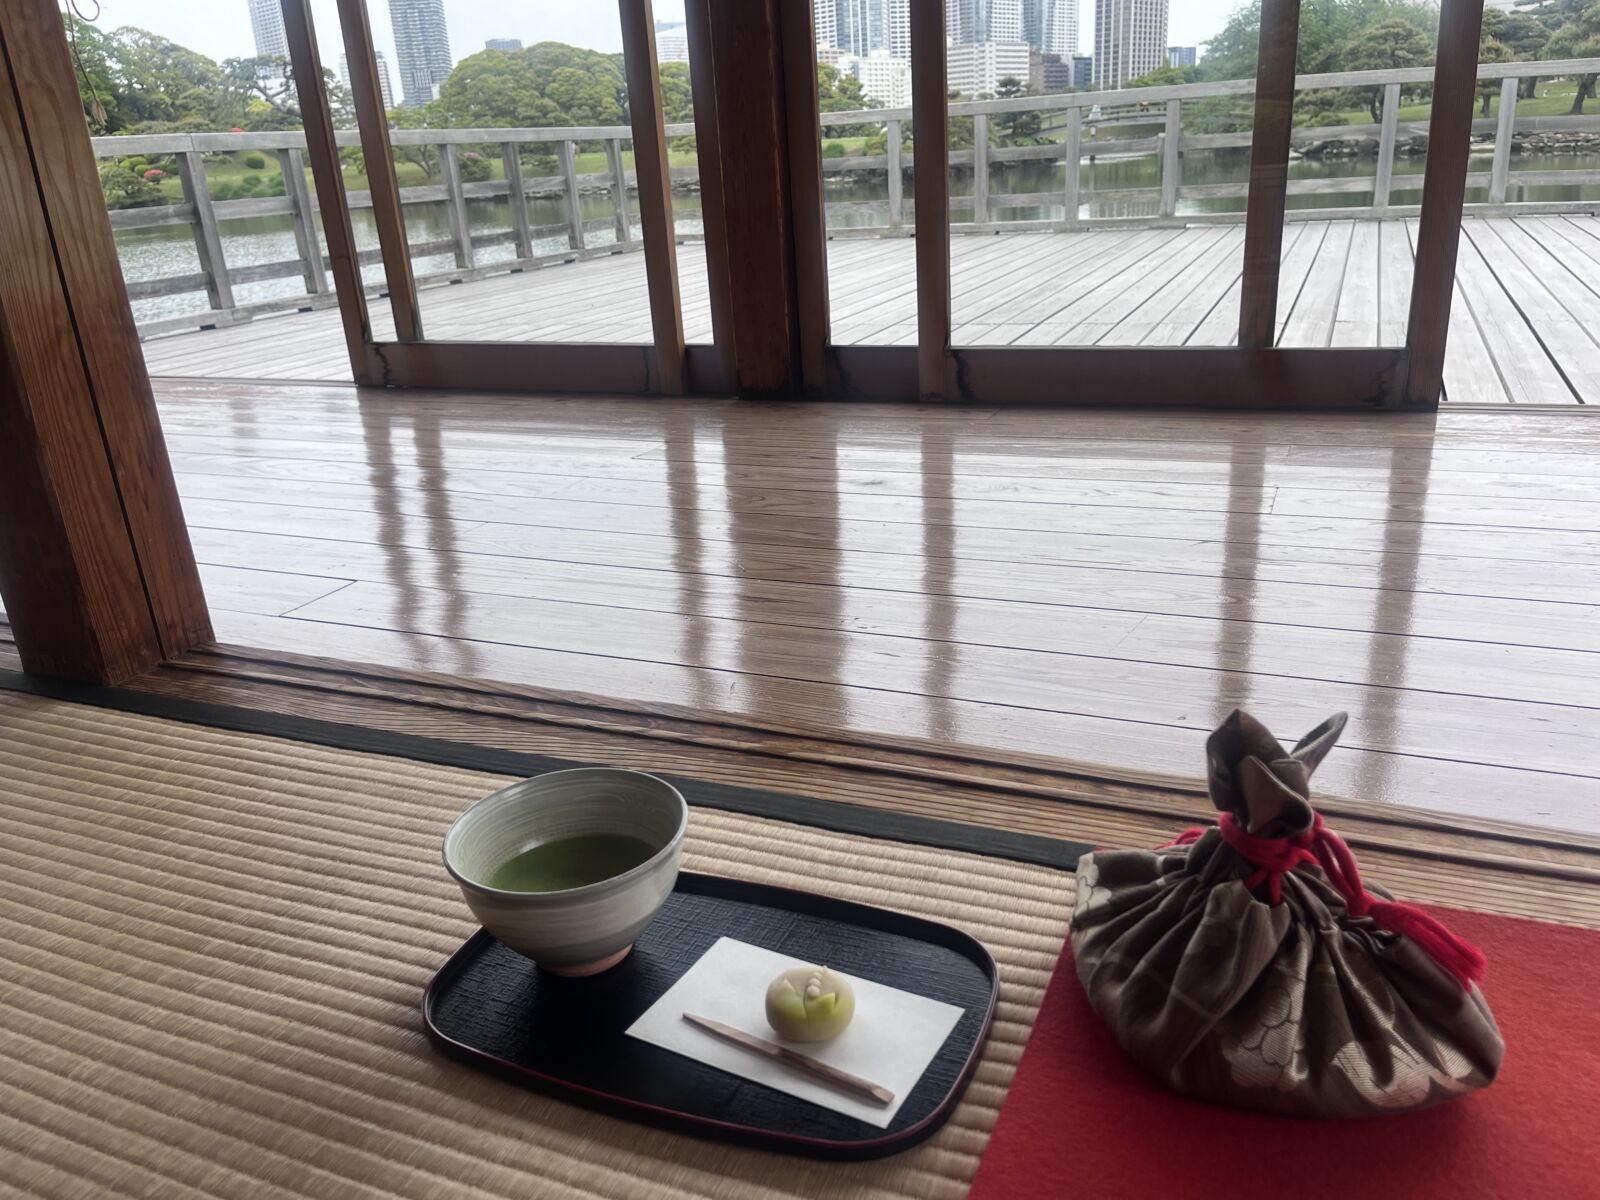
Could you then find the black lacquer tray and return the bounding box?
[423,871,999,1159]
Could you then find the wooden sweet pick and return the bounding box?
[682,1013,894,1106]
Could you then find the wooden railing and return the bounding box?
[820,55,1600,233]
[94,57,1600,336]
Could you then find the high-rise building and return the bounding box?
[1072,54,1093,88]
[339,51,397,110]
[858,49,913,107]
[1167,45,1196,68]
[949,0,1022,45]
[814,0,839,48]
[391,0,452,107]
[946,39,1030,96]
[1029,50,1075,93]
[1040,0,1078,57]
[485,38,523,52]
[886,0,910,59]
[655,22,689,62]
[246,0,287,60]
[1092,0,1167,88]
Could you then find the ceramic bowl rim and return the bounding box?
[442,766,687,902]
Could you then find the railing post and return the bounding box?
[1062,106,1082,227]
[1489,75,1519,205]
[558,139,586,251]
[501,140,533,259]
[437,143,474,269]
[972,112,989,226]
[1160,99,1181,219]
[1374,81,1400,213]
[175,149,234,314]
[606,137,631,244]
[276,148,327,294]
[887,118,904,230]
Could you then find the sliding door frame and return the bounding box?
[822,0,1485,409]
[283,0,730,394]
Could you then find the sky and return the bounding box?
[87,0,1239,72]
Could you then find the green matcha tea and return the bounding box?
[484,833,658,892]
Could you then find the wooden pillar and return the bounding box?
[1238,0,1302,349]
[703,0,800,395]
[1062,106,1082,227]
[502,141,534,259]
[683,0,737,383]
[910,0,950,400]
[972,113,990,226]
[438,144,475,269]
[336,0,422,340]
[1373,82,1401,214]
[619,0,686,394]
[1159,100,1182,219]
[606,137,632,244]
[1488,76,1519,205]
[558,140,586,251]
[1404,0,1487,408]
[0,0,210,682]
[277,148,328,294]
[780,0,830,392]
[176,150,235,315]
[887,118,904,229]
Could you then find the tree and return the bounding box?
[385,102,444,180]
[1477,37,1514,115]
[1343,18,1435,119]
[435,49,546,127]
[1538,0,1600,113]
[994,76,1041,142]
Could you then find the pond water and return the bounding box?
[119,148,1599,325]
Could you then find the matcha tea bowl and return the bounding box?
[443,768,687,976]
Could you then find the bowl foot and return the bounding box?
[541,944,633,977]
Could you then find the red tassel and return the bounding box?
[1174,813,1489,990]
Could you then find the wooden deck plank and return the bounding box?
[136,218,1600,405]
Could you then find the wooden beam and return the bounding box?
[1238,0,1302,349]
[682,0,736,379]
[280,0,378,384]
[619,0,686,394]
[1405,0,1486,408]
[910,0,950,400]
[973,113,990,226]
[605,137,632,244]
[1062,107,1082,226]
[704,0,798,395]
[887,118,905,229]
[1158,101,1180,219]
[780,0,830,392]
[557,140,586,251]
[175,151,235,313]
[1488,76,1519,204]
[335,0,422,341]
[0,0,210,680]
[1373,82,1400,213]
[501,141,534,259]
[277,149,329,294]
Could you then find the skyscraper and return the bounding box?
[391,0,452,107]
[485,38,523,52]
[814,0,839,48]
[949,0,1022,45]
[1167,45,1196,68]
[1092,0,1167,88]
[1039,0,1078,58]
[246,0,287,60]
[655,21,689,62]
[339,51,397,109]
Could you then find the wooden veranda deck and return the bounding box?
[141,215,1600,404]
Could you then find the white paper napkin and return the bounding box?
[625,936,966,1128]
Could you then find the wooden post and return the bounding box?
[1159,99,1182,219]
[619,0,686,394]
[887,118,904,229]
[1488,76,1519,205]
[501,141,534,259]
[972,112,989,226]
[176,150,235,315]
[1238,0,1301,349]
[0,0,210,681]
[558,140,586,251]
[1404,0,1486,408]
[606,137,632,244]
[910,0,950,399]
[336,0,422,340]
[276,148,328,294]
[683,0,737,382]
[1062,106,1082,227]
[281,0,377,383]
[438,144,475,269]
[704,0,800,395]
[780,0,830,392]
[1373,82,1400,214]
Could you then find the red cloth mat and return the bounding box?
[971,907,1600,1200]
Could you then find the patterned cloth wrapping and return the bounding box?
[1069,710,1504,1118]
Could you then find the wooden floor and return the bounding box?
[19,377,1590,836]
[140,215,1600,404]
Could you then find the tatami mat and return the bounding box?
[0,692,1073,1199]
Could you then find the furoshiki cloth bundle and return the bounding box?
[1069,710,1503,1118]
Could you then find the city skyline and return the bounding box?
[390,0,451,107]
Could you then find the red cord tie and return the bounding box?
[1161,813,1487,988]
